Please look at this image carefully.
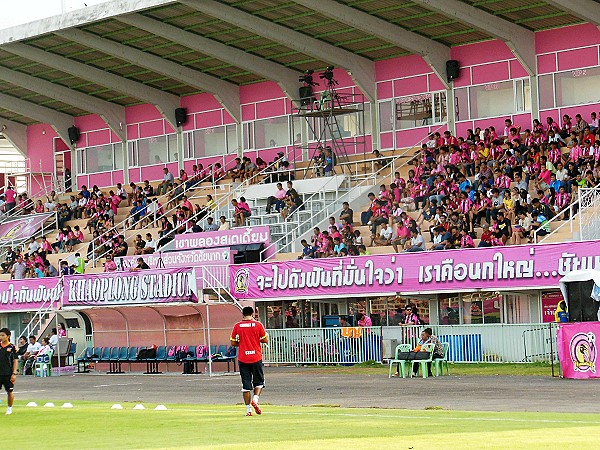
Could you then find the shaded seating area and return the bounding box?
[76,344,237,374]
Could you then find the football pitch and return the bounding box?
[3,401,600,449]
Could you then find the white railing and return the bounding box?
[262,125,447,258]
[19,294,61,340]
[263,326,382,364]
[534,200,578,244]
[262,323,557,365]
[579,187,600,241]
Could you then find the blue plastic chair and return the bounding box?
[127,347,139,361]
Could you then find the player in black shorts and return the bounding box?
[0,328,18,415]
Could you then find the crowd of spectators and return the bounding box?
[299,112,600,257]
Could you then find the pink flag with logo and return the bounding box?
[0,213,54,243]
[557,322,600,379]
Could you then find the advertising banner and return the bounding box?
[170,226,274,258]
[541,292,564,323]
[557,322,600,379]
[0,277,62,312]
[0,212,54,243]
[63,267,198,307]
[230,240,600,300]
[115,248,233,270]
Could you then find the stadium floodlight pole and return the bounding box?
[0,92,74,150]
[3,42,181,130]
[180,0,377,102]
[55,28,241,124]
[0,66,126,142]
[118,14,302,107]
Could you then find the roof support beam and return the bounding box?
[0,66,126,142]
[118,14,302,104]
[0,119,28,156]
[55,28,241,123]
[3,42,181,129]
[412,0,537,76]
[0,92,73,147]
[544,0,600,28]
[291,0,451,88]
[180,0,377,102]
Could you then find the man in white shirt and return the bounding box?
[143,233,156,254]
[218,216,230,231]
[48,329,59,348]
[555,162,568,183]
[372,222,393,247]
[405,229,426,252]
[28,238,41,254]
[23,336,42,375]
[157,168,175,196]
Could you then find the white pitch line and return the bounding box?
[93,383,143,388]
[15,403,600,425]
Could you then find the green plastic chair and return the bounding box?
[434,342,450,376]
[388,344,412,378]
[411,343,435,379]
[34,350,54,377]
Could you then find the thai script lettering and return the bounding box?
[0,283,62,306]
[255,258,403,292]
[174,227,270,250]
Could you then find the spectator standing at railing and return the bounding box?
[10,256,26,280]
[74,253,86,275]
[4,185,16,214]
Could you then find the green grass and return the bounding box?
[3,401,598,449]
[295,362,556,377]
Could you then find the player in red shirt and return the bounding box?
[231,306,269,416]
[0,328,18,415]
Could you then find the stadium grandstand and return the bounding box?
[0,0,600,373]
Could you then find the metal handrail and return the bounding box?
[533,198,578,244]
[261,125,447,258]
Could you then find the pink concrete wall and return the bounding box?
[27,124,60,172]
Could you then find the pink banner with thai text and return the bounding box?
[62,267,198,307]
[557,322,600,379]
[0,212,54,243]
[115,248,233,270]
[169,226,274,259]
[0,277,62,312]
[230,240,600,300]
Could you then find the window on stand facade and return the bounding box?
[243,122,254,151]
[395,92,446,130]
[554,66,600,107]
[137,135,168,166]
[379,100,394,132]
[226,124,238,154]
[254,116,290,149]
[467,79,530,119]
[114,143,124,170]
[462,293,502,324]
[84,144,114,174]
[193,126,226,158]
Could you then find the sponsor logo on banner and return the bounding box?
[233,268,250,294]
[63,267,198,307]
[0,213,54,243]
[569,332,597,373]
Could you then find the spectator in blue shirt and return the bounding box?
[299,239,317,259]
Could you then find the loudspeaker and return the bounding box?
[566,280,600,322]
[299,86,313,106]
[175,108,188,127]
[446,60,460,82]
[67,126,80,145]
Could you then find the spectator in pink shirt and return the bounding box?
[4,186,16,214]
[356,313,372,327]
